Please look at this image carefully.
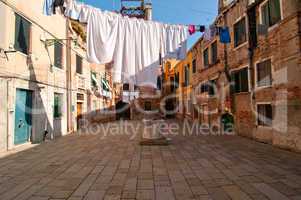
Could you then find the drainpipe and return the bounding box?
[66,18,72,133]
[6,79,11,151]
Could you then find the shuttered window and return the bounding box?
[257,104,273,126]
[54,41,63,68]
[231,68,249,93]
[192,59,197,73]
[76,55,83,74]
[54,93,63,118]
[211,41,218,64]
[261,0,281,27]
[203,48,209,67]
[14,14,31,55]
[184,65,190,87]
[256,59,272,87]
[234,17,247,47]
[91,72,97,88]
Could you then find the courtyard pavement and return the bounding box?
[0,120,301,200]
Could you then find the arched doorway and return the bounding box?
[116,101,131,120]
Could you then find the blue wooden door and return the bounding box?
[14,89,32,145]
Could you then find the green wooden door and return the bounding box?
[14,89,32,145]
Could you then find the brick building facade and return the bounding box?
[174,0,301,151]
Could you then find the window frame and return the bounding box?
[54,41,63,69]
[192,59,197,74]
[53,93,63,119]
[76,54,83,74]
[233,16,247,48]
[230,66,250,94]
[91,71,98,88]
[256,103,273,127]
[184,64,190,87]
[211,41,218,64]
[203,48,209,68]
[255,58,273,89]
[14,13,31,55]
[259,0,283,30]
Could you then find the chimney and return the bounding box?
[144,3,152,20]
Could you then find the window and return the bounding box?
[257,104,273,126]
[203,48,209,67]
[157,76,162,90]
[54,93,63,118]
[93,100,98,110]
[231,67,249,93]
[261,0,281,27]
[184,65,190,87]
[145,101,152,111]
[211,41,218,64]
[170,77,175,92]
[91,72,97,88]
[208,80,217,96]
[186,100,192,114]
[54,41,63,68]
[76,55,83,74]
[14,14,31,55]
[175,72,180,89]
[192,59,197,73]
[123,83,130,91]
[200,82,209,93]
[199,80,216,96]
[234,17,247,47]
[256,59,272,87]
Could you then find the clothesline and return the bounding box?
[42,0,233,88]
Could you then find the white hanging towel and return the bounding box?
[65,2,188,86]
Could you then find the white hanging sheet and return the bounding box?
[65,1,188,86]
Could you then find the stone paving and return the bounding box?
[0,120,301,200]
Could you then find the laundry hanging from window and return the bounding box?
[62,0,188,87]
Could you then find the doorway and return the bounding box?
[116,101,131,120]
[14,89,33,145]
[77,102,83,130]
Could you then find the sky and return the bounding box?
[83,0,218,48]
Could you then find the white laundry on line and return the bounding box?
[65,1,188,86]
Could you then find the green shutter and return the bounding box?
[54,41,62,68]
[269,0,281,26]
[15,14,30,55]
[54,94,62,118]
